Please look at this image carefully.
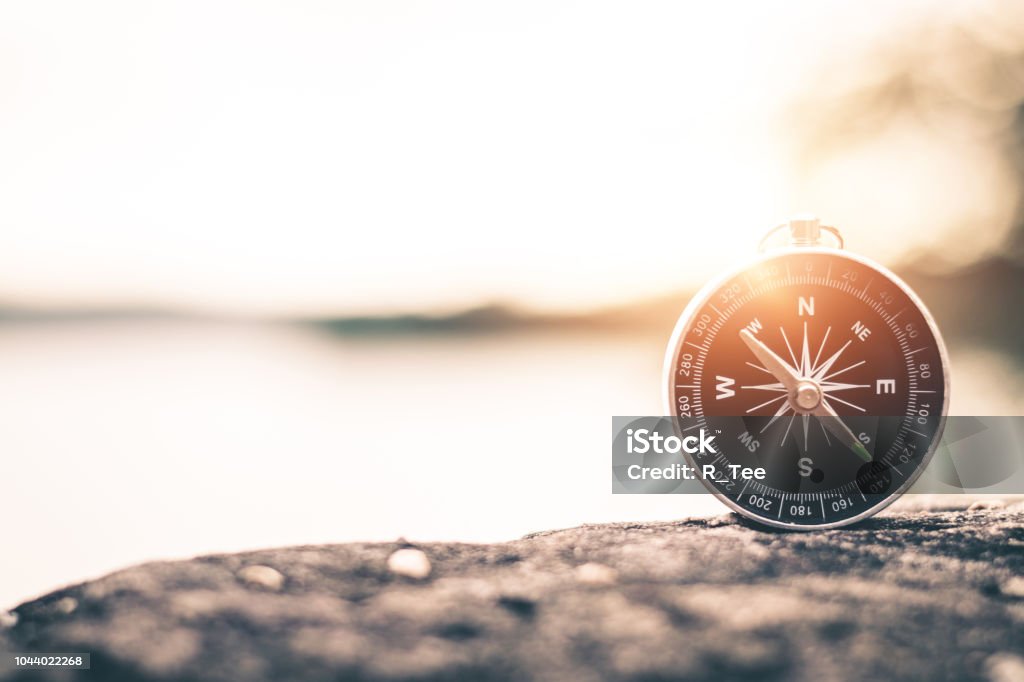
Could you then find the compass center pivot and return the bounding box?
[793,380,822,411]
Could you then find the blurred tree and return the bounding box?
[787,0,1024,264]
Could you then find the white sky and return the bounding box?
[0,0,1015,315]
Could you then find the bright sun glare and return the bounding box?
[0,0,1019,315]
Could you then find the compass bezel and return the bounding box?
[662,245,950,530]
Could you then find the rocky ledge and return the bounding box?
[2,504,1024,682]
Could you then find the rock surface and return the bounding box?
[2,507,1024,681]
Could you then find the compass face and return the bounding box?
[664,247,948,529]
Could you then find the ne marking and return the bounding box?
[907,348,927,356]
[686,341,706,351]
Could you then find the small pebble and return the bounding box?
[0,611,17,629]
[575,562,618,586]
[1000,576,1024,598]
[237,565,285,591]
[387,548,432,579]
[55,597,77,615]
[969,500,1006,512]
[986,653,1024,682]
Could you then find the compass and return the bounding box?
[663,216,949,529]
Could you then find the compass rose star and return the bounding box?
[738,325,872,461]
[741,324,869,412]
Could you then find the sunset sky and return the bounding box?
[0,0,1019,316]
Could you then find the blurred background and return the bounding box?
[3,0,1024,609]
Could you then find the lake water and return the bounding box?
[1,320,1020,609]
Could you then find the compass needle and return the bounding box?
[739,329,801,391]
[814,400,872,462]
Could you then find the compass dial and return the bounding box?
[664,248,948,529]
